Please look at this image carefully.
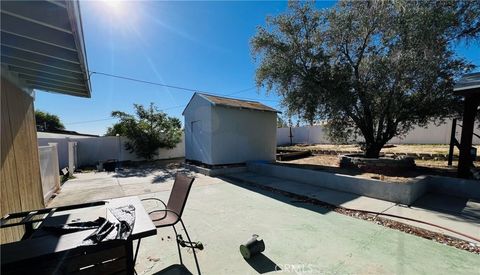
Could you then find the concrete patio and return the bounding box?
[225,172,480,245]
[49,166,480,274]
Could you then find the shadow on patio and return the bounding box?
[219,176,336,215]
[112,159,195,184]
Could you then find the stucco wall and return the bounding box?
[277,119,480,145]
[277,125,330,145]
[38,132,185,168]
[37,132,92,169]
[210,106,277,165]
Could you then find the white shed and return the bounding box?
[183,93,279,166]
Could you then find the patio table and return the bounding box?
[0,196,156,275]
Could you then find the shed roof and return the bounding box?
[187,93,279,113]
[454,72,480,96]
[0,0,91,97]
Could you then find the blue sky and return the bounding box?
[34,1,480,136]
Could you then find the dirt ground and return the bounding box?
[282,144,479,156]
[278,154,477,183]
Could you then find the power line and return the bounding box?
[155,87,260,113]
[226,86,257,96]
[90,71,199,93]
[66,117,116,125]
[162,104,187,111]
[90,71,272,102]
[65,72,277,125]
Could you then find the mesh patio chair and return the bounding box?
[139,173,201,274]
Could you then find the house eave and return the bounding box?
[0,0,91,98]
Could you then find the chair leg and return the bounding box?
[134,239,141,265]
[172,225,183,265]
[179,219,201,275]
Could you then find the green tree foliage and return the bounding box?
[252,1,479,158]
[105,123,129,136]
[35,110,65,131]
[107,103,182,160]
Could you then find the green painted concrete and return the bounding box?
[52,171,479,274]
[226,172,480,244]
[133,180,479,274]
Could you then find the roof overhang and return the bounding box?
[1,0,91,98]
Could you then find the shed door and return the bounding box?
[190,120,202,162]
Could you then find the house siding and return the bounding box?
[1,77,44,244]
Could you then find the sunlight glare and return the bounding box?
[103,0,125,16]
[91,0,145,35]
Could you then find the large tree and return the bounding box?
[105,122,129,137]
[277,116,288,128]
[106,103,182,160]
[35,110,65,131]
[252,1,479,158]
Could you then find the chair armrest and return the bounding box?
[141,197,167,208]
[142,198,167,219]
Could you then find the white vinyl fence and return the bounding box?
[38,144,61,203]
[38,132,185,169]
[277,119,480,146]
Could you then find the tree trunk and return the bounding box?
[364,142,382,158]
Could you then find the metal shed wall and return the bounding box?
[184,93,277,165]
[210,106,277,165]
[184,95,213,164]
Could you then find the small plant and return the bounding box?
[107,103,182,160]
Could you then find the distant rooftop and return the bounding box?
[200,93,279,113]
[37,129,99,137]
[454,72,480,94]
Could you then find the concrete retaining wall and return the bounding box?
[247,162,427,205]
[247,163,479,204]
[425,176,480,200]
